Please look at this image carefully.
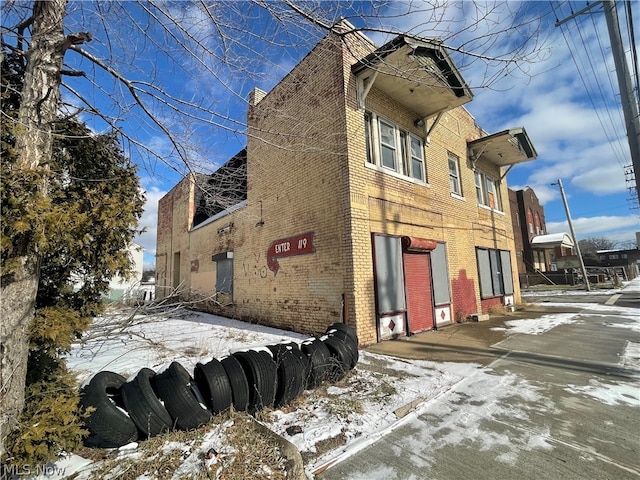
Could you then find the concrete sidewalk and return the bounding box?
[316,291,640,480]
[365,303,582,365]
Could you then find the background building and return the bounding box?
[509,187,578,286]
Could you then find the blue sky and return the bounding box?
[129,1,640,266]
[6,1,637,267]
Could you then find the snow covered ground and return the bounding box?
[31,278,640,479]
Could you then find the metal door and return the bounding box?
[403,252,434,333]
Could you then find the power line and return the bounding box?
[554,0,639,208]
[556,3,627,167]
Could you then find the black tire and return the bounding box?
[121,368,173,438]
[325,329,359,369]
[268,343,307,407]
[153,362,212,430]
[80,371,139,448]
[232,350,277,412]
[288,343,312,389]
[194,358,233,414]
[300,338,332,388]
[325,323,358,346]
[220,355,250,412]
[322,336,351,382]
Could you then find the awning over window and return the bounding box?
[352,36,473,118]
[531,233,574,249]
[468,128,537,167]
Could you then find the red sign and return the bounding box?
[267,232,316,275]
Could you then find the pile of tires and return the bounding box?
[80,322,358,448]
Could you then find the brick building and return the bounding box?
[156,24,538,345]
[509,187,575,276]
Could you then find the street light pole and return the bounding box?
[552,179,591,291]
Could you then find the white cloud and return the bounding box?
[571,166,626,195]
[546,215,639,241]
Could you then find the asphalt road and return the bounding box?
[315,293,640,480]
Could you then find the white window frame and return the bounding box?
[448,153,462,196]
[365,112,426,182]
[408,134,425,181]
[378,119,398,170]
[475,170,503,212]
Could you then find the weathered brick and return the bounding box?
[156,26,524,345]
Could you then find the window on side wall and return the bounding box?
[448,153,462,196]
[364,111,425,182]
[475,170,502,211]
[212,252,233,296]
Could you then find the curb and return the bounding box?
[248,416,306,480]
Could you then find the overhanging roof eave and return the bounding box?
[352,35,473,116]
[468,127,537,168]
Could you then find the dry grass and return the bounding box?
[75,411,289,480]
[80,428,210,480]
[487,304,508,315]
[221,417,287,480]
[300,431,347,465]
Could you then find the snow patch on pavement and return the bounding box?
[564,379,640,406]
[492,313,580,335]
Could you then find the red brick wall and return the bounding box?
[451,269,477,323]
[481,297,502,313]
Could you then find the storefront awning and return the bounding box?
[353,35,473,118]
[531,233,574,249]
[468,128,537,167]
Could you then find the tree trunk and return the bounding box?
[0,0,68,456]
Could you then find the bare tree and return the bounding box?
[578,236,622,264]
[0,0,552,454]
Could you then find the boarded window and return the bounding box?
[432,242,451,305]
[213,252,234,295]
[477,249,493,298]
[374,235,405,314]
[501,250,514,294]
[477,247,514,298]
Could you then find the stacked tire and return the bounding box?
[80,322,358,448]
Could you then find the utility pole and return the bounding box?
[552,179,591,291]
[603,0,640,204]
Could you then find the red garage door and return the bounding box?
[403,252,434,333]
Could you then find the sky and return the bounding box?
[3,1,638,267]
[45,278,640,478]
[128,1,639,267]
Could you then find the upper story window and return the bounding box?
[379,120,398,170]
[475,171,502,211]
[534,212,542,235]
[448,152,462,196]
[365,112,425,182]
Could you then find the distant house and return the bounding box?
[107,242,144,301]
[156,22,539,344]
[597,247,640,280]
